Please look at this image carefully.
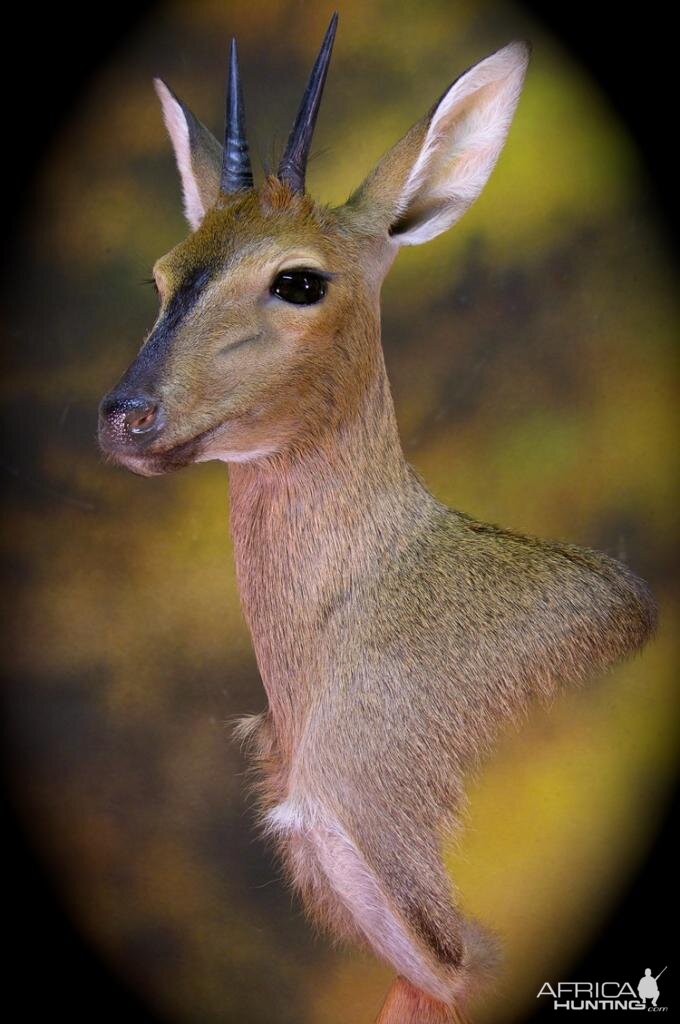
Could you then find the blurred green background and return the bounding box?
[1,1,677,1022]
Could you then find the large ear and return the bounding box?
[348,41,529,245]
[153,78,222,230]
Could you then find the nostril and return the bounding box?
[126,401,159,434]
[99,392,163,447]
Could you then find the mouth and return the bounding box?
[102,418,229,476]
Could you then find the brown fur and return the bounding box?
[99,37,657,1022]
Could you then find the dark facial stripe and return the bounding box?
[126,265,213,386]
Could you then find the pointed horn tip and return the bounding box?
[320,12,339,49]
[276,11,340,191]
[317,12,339,63]
[221,32,254,193]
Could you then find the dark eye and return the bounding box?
[270,269,327,305]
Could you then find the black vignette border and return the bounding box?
[1,1,676,1021]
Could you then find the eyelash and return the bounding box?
[143,277,159,294]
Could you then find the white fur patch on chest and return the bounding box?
[261,795,454,1003]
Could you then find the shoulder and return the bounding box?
[371,495,656,681]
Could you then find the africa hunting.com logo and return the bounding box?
[537,967,668,1011]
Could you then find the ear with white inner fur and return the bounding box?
[349,41,530,245]
[154,78,222,230]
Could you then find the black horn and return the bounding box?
[278,12,338,192]
[220,37,254,193]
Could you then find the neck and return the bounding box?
[227,357,427,752]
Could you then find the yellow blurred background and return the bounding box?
[1,1,677,1022]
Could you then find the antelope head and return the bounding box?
[98,15,529,475]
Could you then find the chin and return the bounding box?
[100,419,279,475]
[103,435,205,477]
[112,453,173,477]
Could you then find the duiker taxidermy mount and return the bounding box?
[99,14,656,1024]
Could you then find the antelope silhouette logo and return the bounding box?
[98,14,656,1023]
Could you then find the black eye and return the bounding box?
[270,269,327,305]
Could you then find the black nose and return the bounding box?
[99,392,164,450]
